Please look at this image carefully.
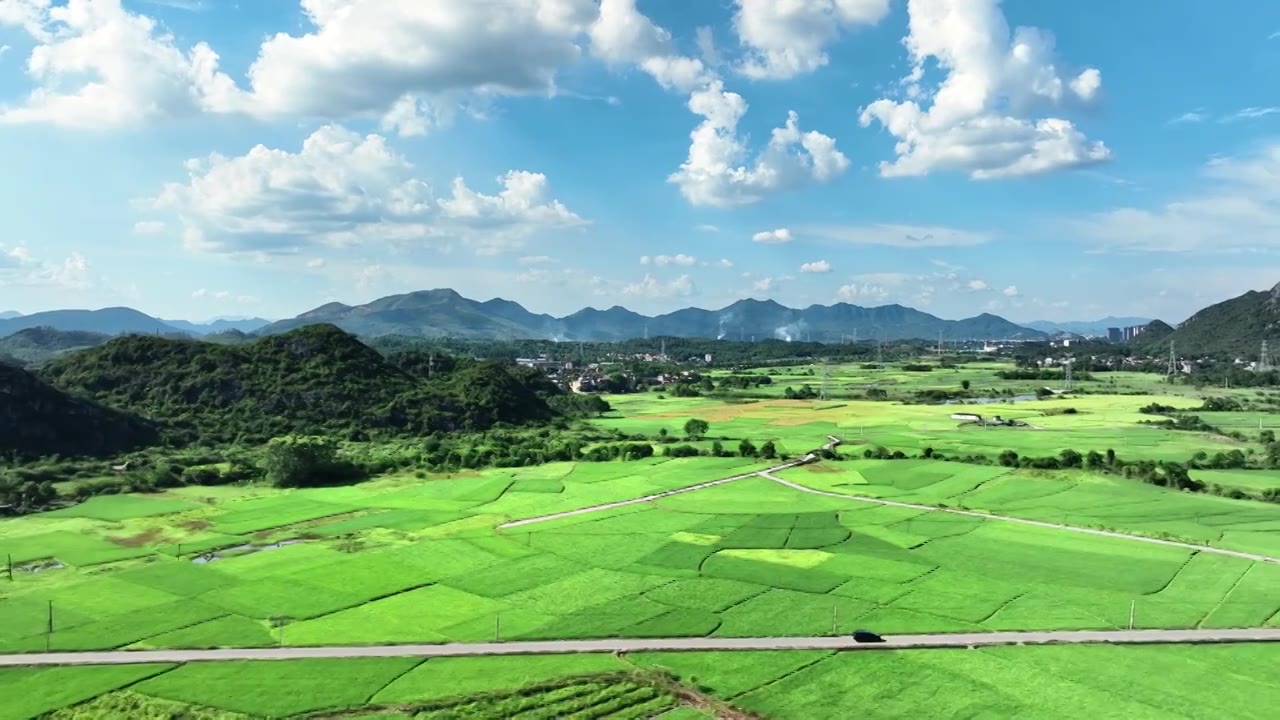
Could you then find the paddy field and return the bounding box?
[5,363,1280,718]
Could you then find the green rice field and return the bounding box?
[6,362,1280,719]
[6,643,1280,719]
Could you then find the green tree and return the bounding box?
[738,439,757,457]
[760,440,777,459]
[684,418,709,439]
[961,380,971,391]
[700,377,715,392]
[1262,430,1276,445]
[711,440,725,457]
[262,435,340,488]
[997,449,1020,467]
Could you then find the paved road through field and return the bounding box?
[5,628,1280,667]
[761,471,1280,565]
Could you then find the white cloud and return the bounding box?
[355,264,386,291]
[752,227,794,244]
[800,259,832,273]
[751,276,777,293]
[1003,285,1019,297]
[0,244,89,288]
[709,258,734,268]
[518,255,554,265]
[696,224,720,232]
[306,258,327,269]
[132,220,166,235]
[836,283,890,302]
[859,0,1109,179]
[651,253,697,267]
[0,0,242,128]
[1222,106,1280,122]
[1072,142,1280,253]
[622,273,697,298]
[732,0,891,80]
[669,81,849,206]
[967,279,989,291]
[589,0,712,93]
[147,125,584,255]
[0,44,9,59]
[231,0,598,125]
[800,224,991,247]
[1169,110,1207,125]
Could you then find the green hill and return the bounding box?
[39,325,559,446]
[0,327,111,367]
[0,361,158,459]
[1136,284,1280,357]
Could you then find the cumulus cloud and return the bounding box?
[1071,142,1280,253]
[670,82,849,206]
[1003,285,1020,297]
[708,258,734,268]
[622,273,697,298]
[859,0,1109,179]
[231,0,598,125]
[0,0,242,127]
[752,227,794,244]
[650,253,697,267]
[799,224,991,247]
[306,258,327,269]
[732,0,891,79]
[0,244,90,288]
[146,125,584,256]
[800,260,832,273]
[967,279,989,291]
[518,255,555,265]
[589,0,712,93]
[836,283,890,302]
[751,276,777,293]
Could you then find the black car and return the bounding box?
[852,629,885,643]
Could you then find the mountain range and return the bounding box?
[0,309,271,339]
[0,311,21,320]
[256,289,1046,342]
[1025,317,1154,336]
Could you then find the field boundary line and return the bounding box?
[761,472,1280,565]
[7,629,1280,666]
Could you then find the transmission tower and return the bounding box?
[1064,357,1073,392]
[1166,342,1177,381]
[936,331,944,358]
[876,339,884,364]
[820,363,832,400]
[1262,340,1271,372]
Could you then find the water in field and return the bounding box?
[190,539,307,564]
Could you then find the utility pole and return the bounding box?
[1064,357,1074,393]
[495,613,502,642]
[1128,600,1135,630]
[832,604,839,635]
[820,364,832,401]
[877,340,883,364]
[6,553,11,581]
[45,601,52,652]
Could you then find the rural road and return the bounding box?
[6,628,1280,667]
[497,439,835,530]
[761,471,1280,565]
[500,431,1280,566]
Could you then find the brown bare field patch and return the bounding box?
[107,527,165,547]
[179,519,211,531]
[803,464,841,473]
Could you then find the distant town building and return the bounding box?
[1107,327,1122,342]
[705,353,713,363]
[1121,325,1147,342]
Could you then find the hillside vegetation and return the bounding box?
[0,361,158,459]
[39,324,560,446]
[1138,284,1280,356]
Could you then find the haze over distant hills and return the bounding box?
[257,289,1046,342]
[0,311,21,320]
[1025,317,1154,336]
[161,317,273,335]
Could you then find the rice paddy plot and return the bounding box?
[371,655,627,704]
[1192,468,1280,492]
[134,657,423,718]
[205,497,359,535]
[0,530,153,567]
[39,495,204,521]
[0,663,176,720]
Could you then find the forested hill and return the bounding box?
[1135,284,1280,357]
[39,324,561,446]
[1,361,158,459]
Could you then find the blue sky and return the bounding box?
[0,0,1278,324]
